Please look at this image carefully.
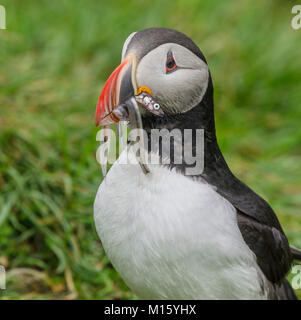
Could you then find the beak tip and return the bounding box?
[95,118,103,127]
[95,114,100,126]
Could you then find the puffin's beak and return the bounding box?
[95,54,138,126]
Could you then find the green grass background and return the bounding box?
[0,0,300,299]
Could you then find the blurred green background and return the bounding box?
[0,0,300,299]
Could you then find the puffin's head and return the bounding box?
[95,28,210,126]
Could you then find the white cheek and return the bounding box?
[137,66,209,114]
[136,43,209,114]
[164,68,209,113]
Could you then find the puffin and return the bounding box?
[93,28,301,300]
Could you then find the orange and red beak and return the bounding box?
[95,54,138,126]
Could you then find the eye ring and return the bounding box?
[166,51,177,73]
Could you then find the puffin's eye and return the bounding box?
[166,51,177,73]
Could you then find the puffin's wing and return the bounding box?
[236,210,292,284]
[209,173,294,284]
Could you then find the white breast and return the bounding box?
[94,150,267,299]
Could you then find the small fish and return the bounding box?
[109,92,163,176]
[134,92,164,117]
[111,91,164,121]
[111,97,150,175]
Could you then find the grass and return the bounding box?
[0,0,300,299]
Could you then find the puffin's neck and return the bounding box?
[141,86,231,178]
